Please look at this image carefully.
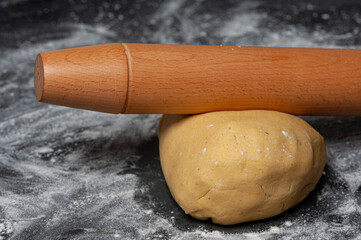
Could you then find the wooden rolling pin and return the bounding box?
[34,43,361,115]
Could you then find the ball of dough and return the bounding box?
[158,110,326,225]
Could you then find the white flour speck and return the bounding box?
[201,148,207,155]
[269,226,281,233]
[284,221,293,226]
[35,146,53,154]
[282,130,291,138]
[144,209,153,215]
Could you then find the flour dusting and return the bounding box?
[1,0,360,239]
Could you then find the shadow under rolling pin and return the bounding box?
[34,43,361,116]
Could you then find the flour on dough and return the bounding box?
[158,110,326,225]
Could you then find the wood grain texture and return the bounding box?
[35,43,361,115]
[35,43,128,113]
[123,43,361,115]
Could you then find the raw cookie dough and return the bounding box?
[158,110,326,225]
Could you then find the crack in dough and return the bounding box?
[197,189,211,201]
[158,110,327,225]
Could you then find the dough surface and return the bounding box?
[158,110,326,225]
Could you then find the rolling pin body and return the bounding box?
[35,43,361,115]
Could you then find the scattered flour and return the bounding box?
[282,131,289,138]
[0,0,360,239]
[284,221,293,227]
[35,147,53,154]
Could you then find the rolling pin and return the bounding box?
[34,43,361,115]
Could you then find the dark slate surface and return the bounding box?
[0,0,360,239]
